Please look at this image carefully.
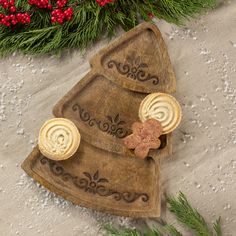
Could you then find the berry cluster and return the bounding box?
[51,7,73,24]
[51,0,74,24]
[27,0,74,24]
[0,0,75,28]
[0,12,30,26]
[0,0,16,12]
[96,0,113,7]
[28,0,52,9]
[56,0,67,8]
[0,0,30,27]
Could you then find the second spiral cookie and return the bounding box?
[139,93,182,134]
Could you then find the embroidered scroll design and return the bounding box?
[107,53,159,85]
[40,157,149,203]
[72,104,129,138]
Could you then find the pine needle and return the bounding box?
[144,227,164,236]
[164,224,183,236]
[213,217,222,236]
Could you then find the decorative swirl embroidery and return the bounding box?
[107,53,159,85]
[72,104,129,139]
[40,157,149,204]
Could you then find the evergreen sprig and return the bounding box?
[0,0,217,56]
[103,192,222,236]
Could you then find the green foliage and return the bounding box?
[163,225,182,236]
[103,192,222,236]
[167,192,222,236]
[103,224,142,236]
[167,192,212,235]
[0,0,217,56]
[213,218,222,236]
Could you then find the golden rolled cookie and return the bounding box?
[38,118,81,161]
[139,93,182,134]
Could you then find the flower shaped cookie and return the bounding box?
[123,119,163,159]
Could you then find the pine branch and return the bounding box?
[103,192,222,236]
[0,0,217,55]
[167,192,212,236]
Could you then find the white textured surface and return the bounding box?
[0,1,235,235]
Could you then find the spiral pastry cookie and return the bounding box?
[38,118,81,161]
[139,93,182,134]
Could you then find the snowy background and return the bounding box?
[0,1,235,235]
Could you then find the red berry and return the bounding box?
[9,0,14,4]
[51,16,56,22]
[57,17,63,24]
[3,2,9,8]
[2,17,10,26]
[16,13,22,19]
[148,13,154,19]
[4,15,10,20]
[11,19,18,25]
[9,6,16,12]
[25,14,30,23]
[96,0,113,7]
